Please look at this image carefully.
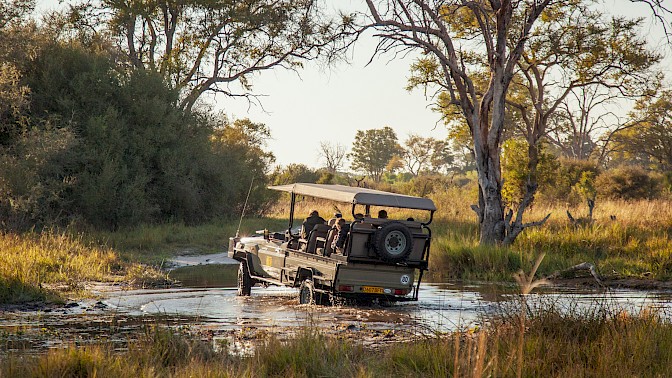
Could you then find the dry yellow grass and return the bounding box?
[0,232,122,303]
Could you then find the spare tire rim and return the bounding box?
[384,230,407,256]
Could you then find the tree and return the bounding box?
[350,126,400,182]
[546,87,610,162]
[0,35,278,230]
[318,141,347,173]
[364,0,660,245]
[61,0,355,112]
[363,0,555,245]
[611,90,672,172]
[520,8,661,166]
[401,135,454,176]
[502,5,659,241]
[271,164,321,186]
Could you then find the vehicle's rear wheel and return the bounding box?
[237,261,252,296]
[372,221,413,262]
[299,279,315,305]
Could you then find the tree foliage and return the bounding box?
[0,0,34,29]
[401,135,454,176]
[501,139,558,207]
[595,166,660,200]
[349,126,401,182]
[61,0,355,111]
[611,90,672,172]
[0,36,275,230]
[271,164,321,186]
[539,158,600,205]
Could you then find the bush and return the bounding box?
[539,158,600,204]
[596,166,660,200]
[501,139,559,207]
[395,174,455,197]
[0,41,275,230]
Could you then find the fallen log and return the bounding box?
[546,262,602,286]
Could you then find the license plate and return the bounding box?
[361,286,384,294]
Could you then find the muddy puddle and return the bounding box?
[3,256,672,353]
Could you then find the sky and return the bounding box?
[35,0,670,169]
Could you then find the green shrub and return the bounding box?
[537,158,600,205]
[596,166,660,200]
[501,139,559,207]
[1,41,276,230]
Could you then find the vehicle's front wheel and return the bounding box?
[298,279,315,305]
[237,261,252,296]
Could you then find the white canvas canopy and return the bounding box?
[268,183,437,211]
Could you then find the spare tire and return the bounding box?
[372,221,413,262]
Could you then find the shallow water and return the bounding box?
[2,261,672,352]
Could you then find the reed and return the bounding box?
[4,303,672,378]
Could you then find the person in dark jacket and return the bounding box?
[301,210,326,239]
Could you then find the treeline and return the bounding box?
[277,129,671,207]
[0,12,275,230]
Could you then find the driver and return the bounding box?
[301,210,326,239]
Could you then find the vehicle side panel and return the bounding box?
[285,251,338,287]
[335,263,415,293]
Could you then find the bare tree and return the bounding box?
[318,141,347,173]
[401,134,453,176]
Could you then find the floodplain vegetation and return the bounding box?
[1,193,671,377]
[2,305,672,377]
[1,192,671,304]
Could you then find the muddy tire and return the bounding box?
[372,221,413,262]
[299,279,315,305]
[237,261,252,296]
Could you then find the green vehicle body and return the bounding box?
[228,183,436,304]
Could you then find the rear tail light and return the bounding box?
[394,289,409,296]
[338,285,354,292]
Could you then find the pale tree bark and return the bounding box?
[364,0,551,245]
[502,6,659,242]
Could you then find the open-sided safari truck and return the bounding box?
[228,183,436,304]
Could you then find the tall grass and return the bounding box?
[4,308,672,377]
[427,194,672,281]
[270,192,672,282]
[0,232,121,303]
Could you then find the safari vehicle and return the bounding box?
[228,183,436,304]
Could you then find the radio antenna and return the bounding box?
[235,177,255,238]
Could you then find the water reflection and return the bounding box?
[3,270,672,352]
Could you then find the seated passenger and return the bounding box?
[301,209,326,239]
[332,218,350,254]
[327,212,342,227]
[377,209,388,219]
